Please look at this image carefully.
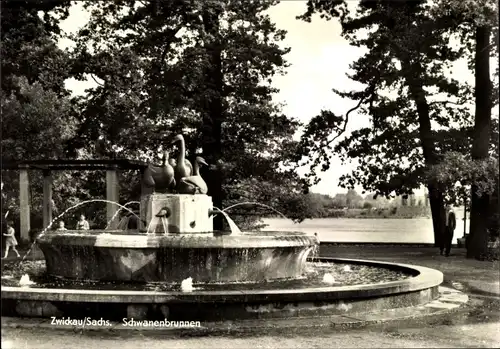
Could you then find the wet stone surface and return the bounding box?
[1,260,412,291]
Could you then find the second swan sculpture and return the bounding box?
[170,134,193,185]
[177,156,209,194]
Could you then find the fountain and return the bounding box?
[1,134,446,328]
[35,192,317,283]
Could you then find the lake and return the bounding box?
[261,217,470,244]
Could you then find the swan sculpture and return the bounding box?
[141,150,176,193]
[177,156,209,194]
[170,134,193,185]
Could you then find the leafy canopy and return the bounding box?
[296,0,493,201]
[67,0,308,223]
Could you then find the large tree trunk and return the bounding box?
[201,8,224,231]
[467,26,492,260]
[428,183,446,248]
[404,64,445,247]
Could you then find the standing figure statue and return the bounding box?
[76,214,90,230]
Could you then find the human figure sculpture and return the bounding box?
[141,150,176,193]
[170,134,193,186]
[56,221,67,231]
[177,156,209,194]
[76,214,90,230]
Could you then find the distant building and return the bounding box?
[401,196,408,206]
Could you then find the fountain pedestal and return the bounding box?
[140,194,213,233]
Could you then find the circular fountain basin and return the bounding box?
[36,230,318,283]
[1,258,443,322]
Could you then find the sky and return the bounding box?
[266,1,370,196]
[58,0,489,197]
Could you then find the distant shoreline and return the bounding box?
[264,215,432,220]
[262,206,433,220]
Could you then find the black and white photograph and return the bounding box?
[1,0,499,348]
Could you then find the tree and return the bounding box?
[1,0,71,96]
[69,0,305,228]
[331,193,347,208]
[463,5,496,260]
[401,196,408,207]
[0,0,85,232]
[297,0,472,246]
[427,0,499,259]
[364,193,391,209]
[345,189,363,209]
[1,77,77,160]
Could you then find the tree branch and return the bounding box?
[158,24,184,65]
[90,74,105,87]
[324,85,377,147]
[428,100,468,107]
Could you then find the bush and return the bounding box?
[328,209,346,218]
[363,202,373,209]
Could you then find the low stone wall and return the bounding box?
[1,258,443,321]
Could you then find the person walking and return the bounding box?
[440,205,456,257]
[3,220,20,258]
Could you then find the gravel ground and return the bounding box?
[2,318,499,349]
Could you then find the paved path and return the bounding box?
[2,321,499,349]
[319,245,500,297]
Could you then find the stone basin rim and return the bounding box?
[37,230,314,237]
[36,230,319,248]
[1,257,443,303]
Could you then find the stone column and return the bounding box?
[19,167,31,243]
[42,170,53,229]
[140,168,148,198]
[106,167,119,224]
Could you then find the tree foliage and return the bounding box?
[1,0,71,96]
[297,0,473,196]
[65,0,306,225]
[425,151,499,201]
[1,77,77,160]
[0,0,88,234]
[0,0,312,232]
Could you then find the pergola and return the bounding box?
[1,159,148,242]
